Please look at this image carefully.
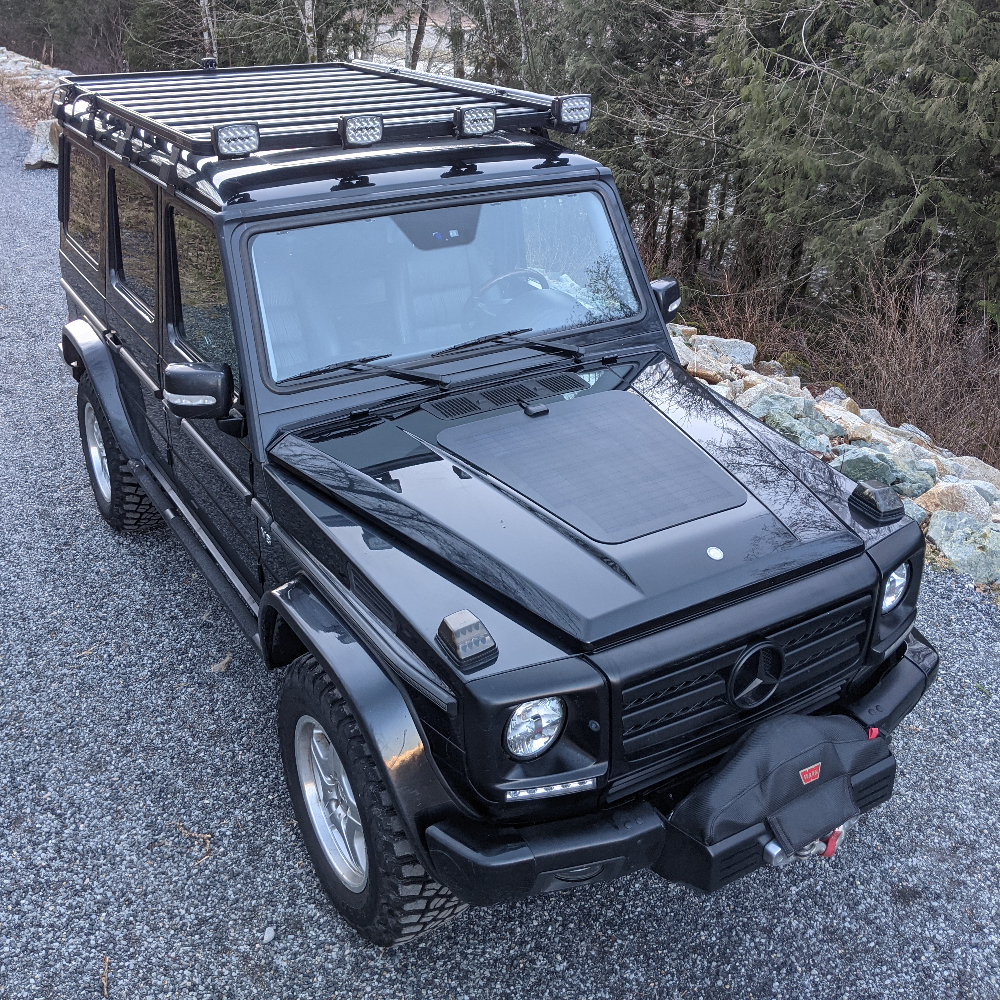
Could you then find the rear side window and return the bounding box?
[66,144,102,262]
[172,209,239,392]
[113,168,156,308]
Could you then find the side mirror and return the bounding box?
[163,362,233,420]
[650,277,682,324]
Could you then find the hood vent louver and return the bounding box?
[425,372,591,421]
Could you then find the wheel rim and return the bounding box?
[294,715,368,892]
[83,401,111,504]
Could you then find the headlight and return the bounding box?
[882,563,910,613]
[505,697,566,760]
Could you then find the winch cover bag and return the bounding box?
[669,715,892,853]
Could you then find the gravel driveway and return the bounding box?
[1,103,998,1000]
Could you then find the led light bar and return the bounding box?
[212,122,259,158]
[454,105,496,138]
[551,94,592,126]
[436,609,497,667]
[340,114,383,148]
[505,778,597,802]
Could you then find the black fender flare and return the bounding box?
[62,317,143,464]
[259,577,467,875]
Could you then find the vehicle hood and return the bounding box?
[266,372,864,645]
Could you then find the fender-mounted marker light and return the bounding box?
[436,609,497,668]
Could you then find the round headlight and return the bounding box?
[882,563,910,613]
[505,697,566,760]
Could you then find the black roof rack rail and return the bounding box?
[54,60,589,160]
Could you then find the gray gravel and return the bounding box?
[1,102,999,1000]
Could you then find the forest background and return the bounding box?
[2,0,998,461]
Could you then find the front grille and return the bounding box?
[618,595,872,775]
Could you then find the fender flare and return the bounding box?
[259,577,467,875]
[62,317,143,464]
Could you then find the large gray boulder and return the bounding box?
[927,511,1000,584]
[24,119,58,169]
[831,445,935,497]
[690,334,757,367]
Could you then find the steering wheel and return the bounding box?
[467,267,549,309]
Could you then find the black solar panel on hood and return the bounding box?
[436,390,747,543]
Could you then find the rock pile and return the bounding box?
[668,324,1000,584]
[0,47,70,167]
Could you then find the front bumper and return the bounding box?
[426,631,939,905]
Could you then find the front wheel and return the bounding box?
[277,654,466,946]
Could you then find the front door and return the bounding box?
[106,165,168,466]
[162,202,261,598]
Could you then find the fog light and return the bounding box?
[505,697,565,759]
[454,106,496,138]
[505,777,596,801]
[212,122,259,158]
[551,94,592,125]
[340,114,383,148]
[436,610,496,667]
[882,563,910,613]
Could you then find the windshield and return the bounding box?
[250,191,639,383]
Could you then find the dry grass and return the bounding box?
[0,74,55,129]
[688,273,1000,466]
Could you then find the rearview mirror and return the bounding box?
[163,362,233,420]
[650,277,682,324]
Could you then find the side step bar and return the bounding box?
[128,458,262,653]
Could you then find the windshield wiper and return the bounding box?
[433,328,584,360]
[283,353,449,388]
[284,354,392,382]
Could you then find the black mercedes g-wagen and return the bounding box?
[53,60,938,945]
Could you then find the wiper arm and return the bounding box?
[282,353,448,389]
[364,362,451,388]
[284,354,391,382]
[433,328,584,360]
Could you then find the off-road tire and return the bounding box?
[76,374,160,532]
[278,654,467,946]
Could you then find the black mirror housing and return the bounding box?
[163,362,233,420]
[650,277,682,324]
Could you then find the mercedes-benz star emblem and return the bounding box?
[727,643,784,710]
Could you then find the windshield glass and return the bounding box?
[250,191,639,383]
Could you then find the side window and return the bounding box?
[113,168,156,309]
[172,209,240,393]
[66,144,102,263]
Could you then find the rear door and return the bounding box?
[162,202,261,597]
[106,165,169,466]
[59,139,105,325]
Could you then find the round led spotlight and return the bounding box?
[505,697,566,760]
[881,563,910,613]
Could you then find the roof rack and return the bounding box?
[55,59,591,159]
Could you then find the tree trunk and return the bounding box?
[292,0,318,62]
[199,0,218,60]
[409,0,431,70]
[660,173,676,273]
[448,3,465,78]
[679,179,706,278]
[481,0,498,82]
[511,0,529,83]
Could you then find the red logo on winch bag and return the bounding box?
[799,762,822,785]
